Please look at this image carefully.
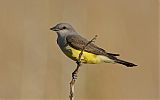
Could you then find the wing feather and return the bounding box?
[66,35,119,59]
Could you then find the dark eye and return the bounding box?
[62,26,66,29]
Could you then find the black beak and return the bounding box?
[50,26,59,31]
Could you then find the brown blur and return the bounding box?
[0,0,159,100]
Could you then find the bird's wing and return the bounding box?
[66,35,119,58]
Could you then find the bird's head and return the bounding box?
[50,23,76,34]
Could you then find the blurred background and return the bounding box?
[0,0,159,100]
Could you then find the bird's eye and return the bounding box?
[62,26,66,29]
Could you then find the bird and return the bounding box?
[50,23,137,67]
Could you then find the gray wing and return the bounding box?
[66,35,119,57]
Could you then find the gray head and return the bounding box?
[50,23,77,35]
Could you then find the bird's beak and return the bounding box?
[50,26,59,31]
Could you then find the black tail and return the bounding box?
[115,59,137,67]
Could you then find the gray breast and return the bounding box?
[57,36,67,50]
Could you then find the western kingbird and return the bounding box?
[50,23,137,67]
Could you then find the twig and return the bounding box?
[69,35,98,100]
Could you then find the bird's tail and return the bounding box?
[114,59,137,67]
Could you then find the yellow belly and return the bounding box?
[63,46,102,64]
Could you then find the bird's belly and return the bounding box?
[62,46,103,64]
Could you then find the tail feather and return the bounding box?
[114,59,137,67]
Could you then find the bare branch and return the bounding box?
[69,35,98,100]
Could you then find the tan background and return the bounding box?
[0,0,159,100]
